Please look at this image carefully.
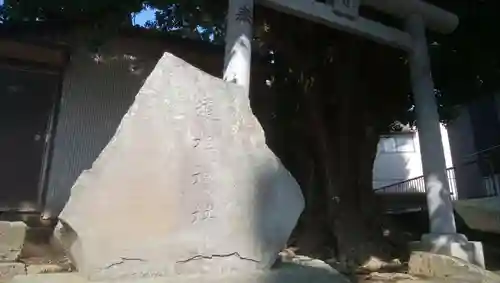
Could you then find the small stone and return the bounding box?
[360,256,385,272]
[365,272,419,281]
[25,263,72,275]
[0,222,27,262]
[288,255,341,273]
[0,262,26,280]
[278,247,299,262]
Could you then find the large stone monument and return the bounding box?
[54,52,305,281]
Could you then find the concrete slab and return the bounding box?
[0,262,26,281]
[0,222,27,262]
[453,197,500,234]
[9,262,350,283]
[408,251,500,283]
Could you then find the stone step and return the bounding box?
[0,214,56,229]
[0,212,56,247]
[0,222,27,262]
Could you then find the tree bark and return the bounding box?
[253,17,411,266]
[327,110,394,266]
[319,38,396,267]
[295,76,337,258]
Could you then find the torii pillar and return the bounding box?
[405,13,484,268]
[223,0,254,93]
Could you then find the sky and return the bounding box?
[132,7,157,27]
[0,0,156,26]
[0,2,206,36]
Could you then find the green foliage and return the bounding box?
[0,0,227,42]
[1,0,143,23]
[144,0,226,42]
[1,0,497,126]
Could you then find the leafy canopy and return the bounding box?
[1,0,498,124]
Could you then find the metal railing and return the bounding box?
[457,144,500,199]
[375,145,500,200]
[374,167,458,200]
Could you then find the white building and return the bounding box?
[373,124,456,196]
[374,93,500,200]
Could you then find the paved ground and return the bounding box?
[5,272,483,283]
[3,270,473,283]
[8,261,352,283]
[4,200,500,283]
[4,240,470,283]
[454,197,500,234]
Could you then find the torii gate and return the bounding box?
[223,0,485,267]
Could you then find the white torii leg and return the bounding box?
[224,0,254,93]
[406,13,485,267]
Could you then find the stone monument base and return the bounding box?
[409,233,485,268]
[9,260,349,283]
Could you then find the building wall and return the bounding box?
[372,93,500,199]
[372,124,453,189]
[43,37,223,217]
[447,95,500,199]
[468,94,500,151]
[447,105,484,199]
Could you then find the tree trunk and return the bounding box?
[295,76,337,258]
[254,20,412,267]
[326,109,394,267]
[320,38,397,267]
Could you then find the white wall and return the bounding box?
[372,124,453,189]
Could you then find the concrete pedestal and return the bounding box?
[410,233,485,268]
